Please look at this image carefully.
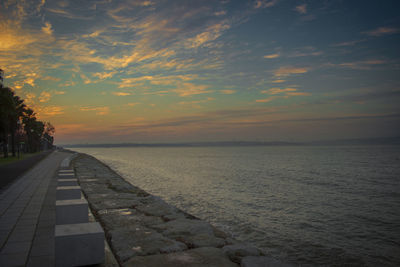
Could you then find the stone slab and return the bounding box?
[56,186,81,200]
[58,174,75,178]
[58,169,74,173]
[55,222,104,267]
[56,199,88,224]
[57,179,78,186]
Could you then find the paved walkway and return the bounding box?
[0,151,71,266]
[0,151,53,190]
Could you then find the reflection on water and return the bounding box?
[71,145,400,266]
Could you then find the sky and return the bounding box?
[1,0,399,144]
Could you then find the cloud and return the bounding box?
[264,53,280,59]
[258,87,311,102]
[42,76,61,81]
[294,4,307,14]
[286,92,311,96]
[271,79,285,83]
[173,83,213,97]
[214,11,226,16]
[185,23,230,49]
[39,91,51,102]
[332,39,366,47]
[220,90,236,94]
[24,93,36,104]
[42,21,53,35]
[59,80,76,87]
[363,27,399,37]
[263,88,297,95]
[127,102,140,107]
[36,105,65,118]
[112,92,132,96]
[80,106,110,115]
[274,66,309,77]
[254,0,278,9]
[92,71,116,80]
[330,60,387,70]
[179,97,215,106]
[256,96,286,103]
[45,7,93,20]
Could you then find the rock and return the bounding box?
[87,193,143,211]
[222,244,262,263]
[240,256,293,267]
[97,208,164,230]
[153,218,215,236]
[135,196,180,217]
[109,227,187,262]
[90,198,141,210]
[123,247,239,267]
[181,233,226,248]
[151,218,226,248]
[79,182,115,194]
[162,211,189,221]
[106,180,140,194]
[212,226,231,239]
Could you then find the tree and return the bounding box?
[42,122,55,149]
[9,95,26,156]
[0,68,56,155]
[0,86,16,157]
[0,68,4,86]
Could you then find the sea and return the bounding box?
[70,145,400,266]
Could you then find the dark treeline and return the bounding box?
[0,68,55,158]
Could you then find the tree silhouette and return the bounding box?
[0,68,55,157]
[0,86,15,157]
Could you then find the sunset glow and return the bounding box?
[1,0,399,144]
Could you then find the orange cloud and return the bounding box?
[37,106,65,118]
[263,88,297,95]
[80,106,110,115]
[39,91,52,102]
[220,90,236,94]
[264,53,280,59]
[295,4,307,14]
[272,79,285,83]
[112,92,132,96]
[256,96,286,103]
[92,71,116,79]
[254,0,278,9]
[127,102,140,107]
[274,66,309,77]
[286,92,311,96]
[363,27,398,37]
[185,23,230,49]
[173,83,212,97]
[42,21,53,35]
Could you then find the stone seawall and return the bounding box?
[72,153,291,267]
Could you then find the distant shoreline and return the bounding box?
[62,136,400,148]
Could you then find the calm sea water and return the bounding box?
[70,145,400,266]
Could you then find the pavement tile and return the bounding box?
[35,227,53,237]
[37,219,54,228]
[1,241,31,255]
[30,240,54,257]
[0,224,14,231]
[14,225,36,233]
[0,253,28,266]
[7,230,35,243]
[16,219,38,227]
[27,255,54,267]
